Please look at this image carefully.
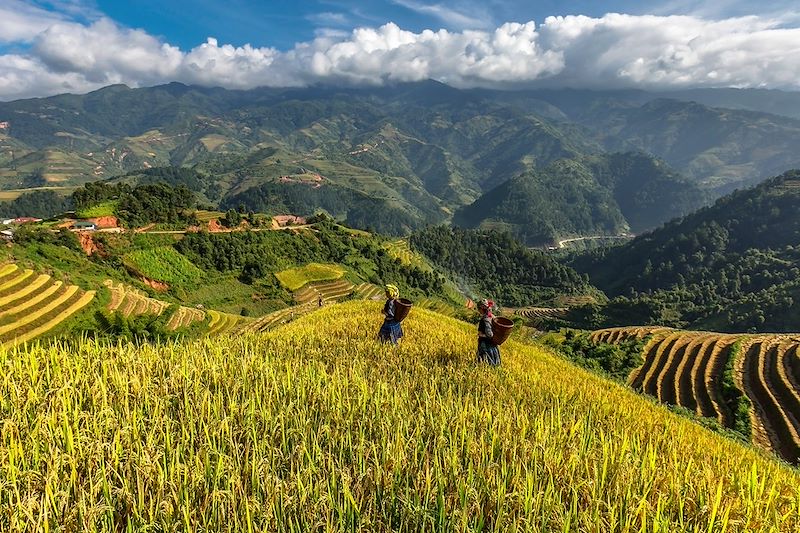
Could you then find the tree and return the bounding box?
[223,209,242,228]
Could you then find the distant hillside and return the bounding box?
[454,153,705,245]
[2,82,800,237]
[496,90,800,194]
[570,170,800,332]
[410,226,593,306]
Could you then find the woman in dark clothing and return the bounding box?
[378,284,404,344]
[477,299,500,366]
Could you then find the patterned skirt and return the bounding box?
[477,339,501,366]
[378,321,404,344]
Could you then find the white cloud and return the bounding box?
[306,11,351,27]
[0,0,68,43]
[391,0,492,30]
[2,12,800,100]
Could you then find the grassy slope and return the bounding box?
[123,246,204,286]
[0,302,797,531]
[274,262,346,291]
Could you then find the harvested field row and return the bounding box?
[354,283,382,300]
[741,340,800,463]
[0,268,34,293]
[294,279,354,304]
[0,264,18,280]
[165,307,205,331]
[596,327,800,464]
[243,305,311,333]
[417,298,456,317]
[589,326,672,344]
[0,281,63,319]
[0,274,49,307]
[2,290,95,349]
[516,307,568,322]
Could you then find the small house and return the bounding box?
[0,229,13,241]
[73,221,96,231]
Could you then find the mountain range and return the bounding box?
[2,81,800,242]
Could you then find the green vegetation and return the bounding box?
[223,181,432,235]
[570,170,800,332]
[75,200,117,218]
[274,262,346,291]
[540,329,645,381]
[454,153,705,245]
[176,220,445,298]
[73,181,197,228]
[410,226,591,306]
[123,247,203,286]
[6,82,800,242]
[0,190,72,219]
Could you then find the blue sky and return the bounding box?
[92,0,800,50]
[1,0,799,99]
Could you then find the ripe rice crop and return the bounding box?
[596,328,800,464]
[0,302,798,530]
[275,262,346,291]
[294,279,354,305]
[2,290,95,349]
[384,239,413,265]
[0,274,50,307]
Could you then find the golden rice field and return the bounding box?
[592,326,800,465]
[293,278,354,305]
[384,239,413,265]
[275,263,346,291]
[515,307,568,324]
[105,281,204,331]
[354,282,383,300]
[417,297,458,317]
[206,309,250,336]
[0,263,94,349]
[0,302,798,531]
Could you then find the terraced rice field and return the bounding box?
[165,306,205,331]
[294,278,354,305]
[417,298,457,317]
[0,263,95,348]
[384,239,413,265]
[105,280,204,332]
[241,304,314,333]
[105,281,169,317]
[354,282,383,300]
[515,307,568,324]
[206,309,250,336]
[593,326,800,464]
[738,339,800,464]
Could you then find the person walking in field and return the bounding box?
[477,299,500,366]
[378,284,404,344]
[318,295,323,308]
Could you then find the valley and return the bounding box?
[6,82,800,245]
[0,80,799,530]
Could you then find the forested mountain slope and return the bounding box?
[2,82,800,237]
[454,153,705,245]
[571,170,800,331]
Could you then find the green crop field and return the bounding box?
[76,200,118,218]
[0,302,798,530]
[123,247,203,286]
[274,262,346,291]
